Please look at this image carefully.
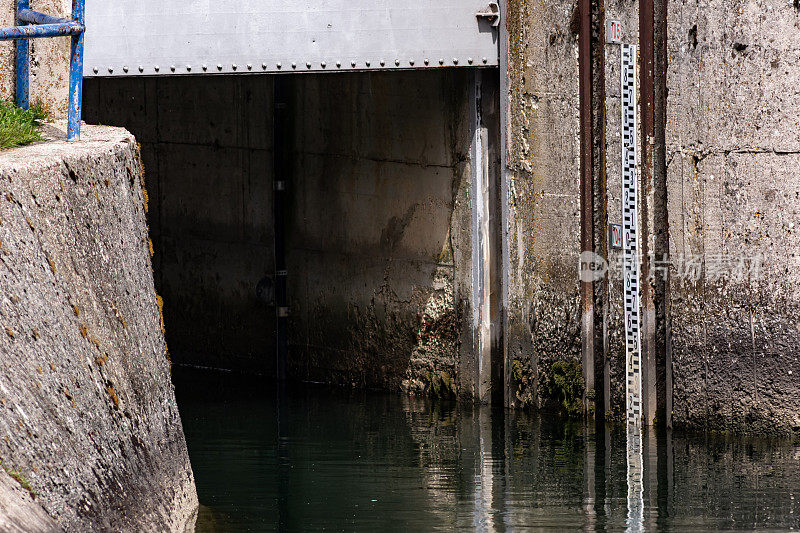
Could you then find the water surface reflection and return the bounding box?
[174,368,800,531]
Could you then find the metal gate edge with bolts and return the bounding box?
[83,0,500,77]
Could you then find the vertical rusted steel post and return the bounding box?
[15,0,29,110]
[579,0,595,414]
[654,0,671,428]
[67,0,85,141]
[591,0,609,421]
[640,0,657,424]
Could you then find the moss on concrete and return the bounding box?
[546,360,584,417]
[0,460,37,500]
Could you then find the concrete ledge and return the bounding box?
[0,124,198,531]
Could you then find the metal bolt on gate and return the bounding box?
[0,0,85,141]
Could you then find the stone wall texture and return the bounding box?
[504,0,800,434]
[83,71,482,400]
[665,0,800,434]
[0,124,197,530]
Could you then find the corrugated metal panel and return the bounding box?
[84,0,499,77]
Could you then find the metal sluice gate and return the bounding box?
[2,0,500,140]
[82,0,500,77]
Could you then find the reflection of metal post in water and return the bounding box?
[603,424,612,521]
[656,427,674,526]
[276,384,290,531]
[644,427,659,529]
[473,406,494,530]
[472,406,506,531]
[583,423,597,530]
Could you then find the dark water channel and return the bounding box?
[174,368,799,531]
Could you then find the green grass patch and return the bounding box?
[0,459,37,499]
[0,99,49,149]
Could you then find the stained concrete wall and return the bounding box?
[666,0,800,434]
[504,1,582,410]
[84,76,277,373]
[86,71,486,399]
[284,71,476,397]
[0,124,197,530]
[504,0,800,433]
[74,0,800,432]
[0,0,71,116]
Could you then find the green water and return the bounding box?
[174,368,799,532]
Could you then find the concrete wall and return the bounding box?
[666,0,800,434]
[503,0,800,433]
[284,71,476,396]
[84,76,277,373]
[0,124,197,530]
[1,0,71,116]
[86,70,489,399]
[504,1,582,411]
[75,0,800,432]
[0,468,60,531]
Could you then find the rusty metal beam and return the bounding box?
[579,0,595,413]
[640,0,657,425]
[654,0,671,428]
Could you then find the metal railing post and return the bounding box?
[67,0,85,140]
[15,0,29,110]
[2,0,84,140]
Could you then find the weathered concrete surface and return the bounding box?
[285,71,476,398]
[83,76,277,373]
[505,0,583,411]
[0,469,60,532]
[0,0,71,116]
[505,0,799,433]
[0,124,198,530]
[84,71,483,400]
[73,0,800,434]
[666,0,800,435]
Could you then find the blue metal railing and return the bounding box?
[0,0,85,141]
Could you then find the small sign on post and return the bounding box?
[609,224,623,249]
[606,20,622,44]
